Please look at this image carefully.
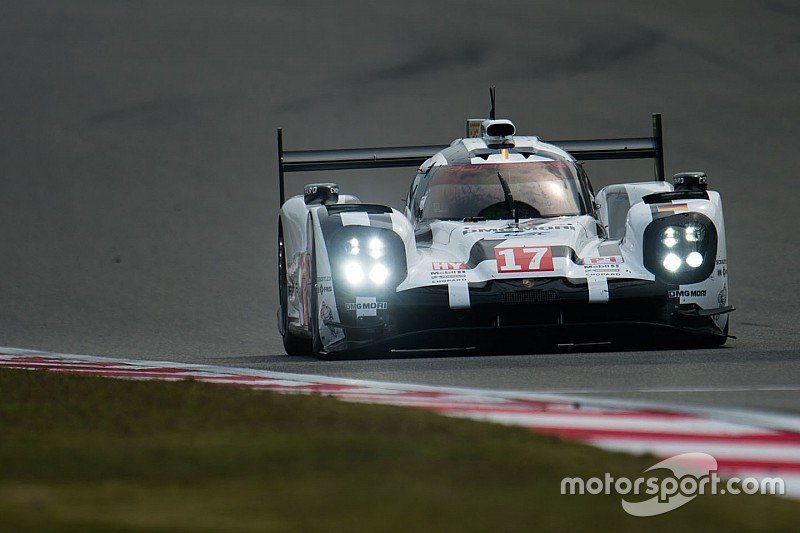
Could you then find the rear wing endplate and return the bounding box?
[277,113,665,206]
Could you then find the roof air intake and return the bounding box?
[481,119,516,146]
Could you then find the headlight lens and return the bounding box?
[685,251,704,268]
[331,228,406,290]
[661,227,678,248]
[346,238,360,255]
[663,253,682,272]
[368,237,385,259]
[643,213,717,284]
[685,224,705,243]
[369,264,389,284]
[344,261,364,284]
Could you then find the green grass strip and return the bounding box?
[1,368,798,532]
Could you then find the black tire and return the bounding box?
[309,250,324,358]
[279,224,311,356]
[307,221,327,358]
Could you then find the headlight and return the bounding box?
[368,238,385,259]
[346,238,360,255]
[686,251,704,268]
[330,228,407,290]
[663,253,682,272]
[661,228,678,248]
[643,213,718,284]
[369,264,389,284]
[685,224,705,243]
[344,261,364,284]
[347,237,386,259]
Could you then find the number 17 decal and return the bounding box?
[495,246,554,273]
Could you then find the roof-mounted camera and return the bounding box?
[304,183,339,205]
[673,172,708,192]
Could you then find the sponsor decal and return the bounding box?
[345,302,388,311]
[432,261,466,271]
[462,227,548,236]
[317,276,334,295]
[585,264,621,271]
[584,256,624,265]
[657,203,689,213]
[583,264,623,277]
[462,222,575,236]
[497,231,549,238]
[319,301,339,334]
[536,224,576,231]
[431,271,467,284]
[345,297,387,318]
[668,290,707,298]
[494,246,554,273]
[466,119,482,138]
[430,261,469,285]
[304,184,338,195]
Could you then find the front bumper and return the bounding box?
[327,277,733,353]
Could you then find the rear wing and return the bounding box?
[277,113,665,206]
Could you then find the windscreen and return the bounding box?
[420,161,585,221]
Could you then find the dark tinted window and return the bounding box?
[419,161,585,221]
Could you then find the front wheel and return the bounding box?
[279,224,311,356]
[307,220,329,359]
[307,225,359,361]
[308,242,345,361]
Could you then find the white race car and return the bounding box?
[276,111,732,358]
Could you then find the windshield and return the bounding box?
[419,161,585,221]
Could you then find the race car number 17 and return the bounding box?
[494,246,554,273]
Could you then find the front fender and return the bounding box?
[313,204,413,352]
[621,190,730,328]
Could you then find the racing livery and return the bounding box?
[276,114,732,358]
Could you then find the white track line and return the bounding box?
[3,345,800,433]
[532,385,800,393]
[3,346,800,500]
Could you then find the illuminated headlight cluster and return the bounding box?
[342,236,391,286]
[345,237,385,259]
[343,261,389,285]
[644,214,717,284]
[659,224,707,272]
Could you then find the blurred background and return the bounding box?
[1,0,798,358]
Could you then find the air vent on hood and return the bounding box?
[502,290,560,305]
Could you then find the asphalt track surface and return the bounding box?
[2,1,799,414]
